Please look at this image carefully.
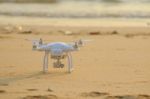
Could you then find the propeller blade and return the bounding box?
[81,39,93,42]
[24,38,32,41]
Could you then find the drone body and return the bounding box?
[32,39,84,73]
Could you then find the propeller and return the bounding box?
[24,38,32,41]
[24,38,43,41]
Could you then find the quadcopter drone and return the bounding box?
[31,39,90,73]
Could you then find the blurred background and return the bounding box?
[0,0,150,19]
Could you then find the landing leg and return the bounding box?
[67,53,73,73]
[43,51,49,73]
[70,53,73,69]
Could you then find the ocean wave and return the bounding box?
[1,11,150,19]
[0,1,150,19]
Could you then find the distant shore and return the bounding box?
[0,15,150,40]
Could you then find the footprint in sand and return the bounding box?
[47,88,53,92]
[0,83,9,86]
[27,89,38,91]
[0,90,6,93]
[105,94,150,99]
[22,94,57,99]
[137,95,150,99]
[81,91,109,97]
[105,95,137,99]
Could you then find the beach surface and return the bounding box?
[0,16,150,99]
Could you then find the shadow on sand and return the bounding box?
[0,71,68,85]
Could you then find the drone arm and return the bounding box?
[36,44,50,51]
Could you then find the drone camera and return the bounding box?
[53,60,64,68]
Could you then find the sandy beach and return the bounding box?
[0,16,150,99]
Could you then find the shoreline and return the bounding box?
[0,15,150,27]
[0,15,150,36]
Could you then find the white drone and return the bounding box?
[31,39,90,73]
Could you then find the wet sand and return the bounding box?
[0,17,150,99]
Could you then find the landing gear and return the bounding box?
[51,53,73,73]
[43,51,49,73]
[43,52,73,73]
[67,53,73,73]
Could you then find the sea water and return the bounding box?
[0,0,150,19]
